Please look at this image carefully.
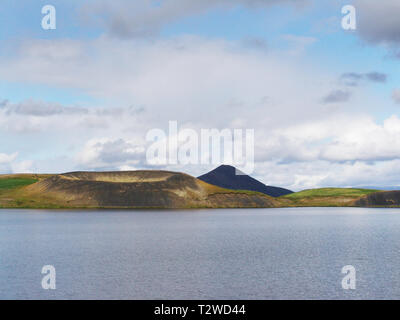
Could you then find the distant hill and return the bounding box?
[2,170,278,209]
[198,165,293,197]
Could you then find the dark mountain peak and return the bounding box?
[208,164,246,175]
[213,164,235,173]
[198,165,293,197]
[216,164,234,170]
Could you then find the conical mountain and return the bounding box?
[198,165,293,197]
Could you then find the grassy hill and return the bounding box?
[0,174,55,208]
[0,171,279,209]
[280,188,379,207]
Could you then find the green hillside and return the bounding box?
[0,175,55,208]
[280,188,379,207]
[0,177,38,190]
[284,188,379,199]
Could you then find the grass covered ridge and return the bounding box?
[280,188,380,207]
[0,174,57,209]
[283,188,379,199]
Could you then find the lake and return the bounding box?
[1,207,400,299]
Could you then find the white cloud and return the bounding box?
[0,35,397,188]
[0,152,18,165]
[258,115,400,163]
[11,160,34,174]
[0,35,343,131]
[76,138,146,170]
[0,152,33,174]
[255,159,400,191]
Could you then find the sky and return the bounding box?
[1,0,400,191]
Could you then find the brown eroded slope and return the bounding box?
[23,170,278,209]
[354,190,400,207]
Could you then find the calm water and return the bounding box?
[1,208,400,300]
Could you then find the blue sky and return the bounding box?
[1,0,400,190]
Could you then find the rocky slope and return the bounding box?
[354,190,400,207]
